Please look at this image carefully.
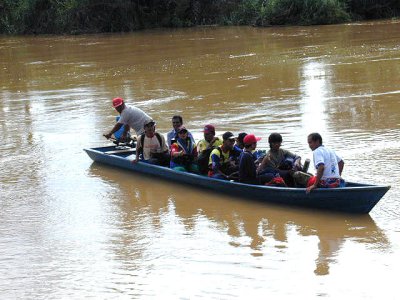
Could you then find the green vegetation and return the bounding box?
[1,0,399,34]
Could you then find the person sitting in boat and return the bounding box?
[234,132,247,150]
[196,124,222,175]
[166,115,195,147]
[234,132,266,164]
[208,131,241,180]
[170,126,199,174]
[133,119,169,166]
[239,134,275,185]
[103,97,152,141]
[306,132,345,193]
[257,132,302,186]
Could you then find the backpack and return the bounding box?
[138,132,164,156]
[138,132,170,166]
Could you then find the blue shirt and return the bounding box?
[166,129,195,147]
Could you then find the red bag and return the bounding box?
[265,177,287,187]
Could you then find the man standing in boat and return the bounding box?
[103,97,152,140]
[306,132,345,193]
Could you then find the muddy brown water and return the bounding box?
[1,20,399,298]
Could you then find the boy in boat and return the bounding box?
[239,134,275,185]
[208,131,241,180]
[166,115,195,147]
[196,124,223,175]
[306,132,345,193]
[103,97,151,140]
[170,126,199,174]
[234,132,248,150]
[257,132,302,186]
[133,119,169,166]
[234,132,265,164]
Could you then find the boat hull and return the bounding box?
[84,146,390,214]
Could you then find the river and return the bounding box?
[1,20,399,299]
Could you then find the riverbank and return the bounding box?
[1,0,399,35]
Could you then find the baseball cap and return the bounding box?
[112,97,124,108]
[222,131,235,141]
[243,134,261,145]
[203,124,215,134]
[144,119,155,127]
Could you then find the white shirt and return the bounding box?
[137,134,168,160]
[313,145,342,180]
[118,105,151,136]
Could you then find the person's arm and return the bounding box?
[211,152,227,178]
[306,163,324,193]
[161,135,169,153]
[188,132,195,145]
[293,156,302,169]
[208,137,219,149]
[103,123,123,139]
[257,153,271,174]
[121,124,130,140]
[132,138,141,164]
[196,140,203,153]
[338,160,344,176]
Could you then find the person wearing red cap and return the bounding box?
[239,134,275,184]
[103,97,151,140]
[196,124,222,175]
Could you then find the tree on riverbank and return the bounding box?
[1,0,399,34]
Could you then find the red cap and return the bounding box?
[203,124,215,134]
[243,134,261,145]
[112,97,124,108]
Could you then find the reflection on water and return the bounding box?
[89,163,390,277]
[1,21,400,298]
[300,61,331,135]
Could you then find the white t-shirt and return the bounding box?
[118,105,151,136]
[312,145,342,180]
[137,134,168,160]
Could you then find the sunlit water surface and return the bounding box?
[1,20,400,299]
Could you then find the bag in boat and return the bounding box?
[265,176,287,187]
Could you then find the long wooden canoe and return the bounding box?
[84,146,390,214]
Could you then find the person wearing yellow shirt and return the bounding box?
[196,124,222,175]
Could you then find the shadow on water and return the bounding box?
[87,162,390,276]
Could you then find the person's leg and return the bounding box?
[278,170,293,186]
[257,173,275,185]
[293,171,312,187]
[173,166,188,172]
[188,163,200,174]
[212,174,227,180]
